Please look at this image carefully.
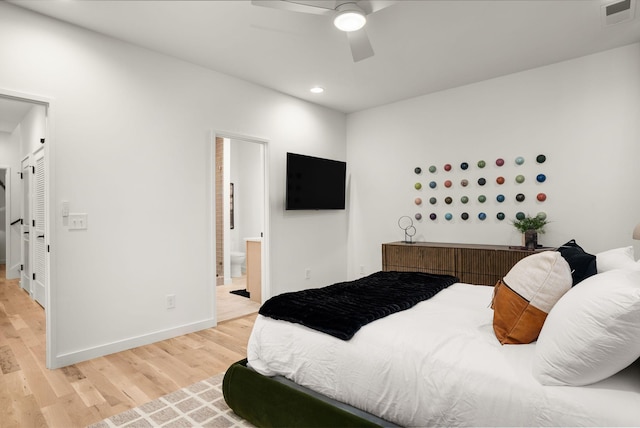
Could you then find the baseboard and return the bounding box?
[50,318,217,369]
[5,263,20,279]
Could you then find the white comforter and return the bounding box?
[248,283,640,427]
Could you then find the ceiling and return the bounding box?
[7,0,640,114]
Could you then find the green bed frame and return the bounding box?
[223,359,399,427]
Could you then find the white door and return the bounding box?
[20,158,31,295]
[33,148,46,307]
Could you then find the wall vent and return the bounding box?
[602,0,636,26]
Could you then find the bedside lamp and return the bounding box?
[634,223,640,240]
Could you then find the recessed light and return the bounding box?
[310,86,324,94]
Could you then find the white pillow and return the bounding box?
[533,269,640,386]
[595,246,635,273]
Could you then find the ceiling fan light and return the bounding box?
[333,4,366,32]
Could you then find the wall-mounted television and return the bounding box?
[286,152,346,210]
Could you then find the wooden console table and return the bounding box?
[382,242,553,286]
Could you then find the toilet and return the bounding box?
[230,251,245,278]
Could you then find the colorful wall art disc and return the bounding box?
[516,193,525,202]
[429,181,437,189]
[444,163,452,171]
[429,165,437,173]
[430,213,437,220]
[444,180,452,188]
[477,160,486,168]
[515,156,525,165]
[537,212,547,220]
[461,196,469,204]
[497,212,506,220]
[415,198,422,205]
[496,194,505,203]
[536,174,546,183]
[477,177,486,186]
[445,196,453,204]
[460,162,469,170]
[478,212,487,220]
[537,193,547,202]
[461,179,469,187]
[496,158,505,166]
[414,167,422,174]
[461,212,469,220]
[515,175,525,183]
[415,213,422,220]
[415,182,422,190]
[516,212,526,220]
[478,195,486,203]
[445,213,453,221]
[496,176,505,185]
[536,154,546,164]
[429,197,437,204]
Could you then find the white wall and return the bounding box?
[19,104,47,157]
[347,43,640,278]
[0,133,10,265]
[0,169,5,263]
[0,3,347,367]
[0,130,22,277]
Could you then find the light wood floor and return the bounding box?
[216,275,261,322]
[0,265,257,428]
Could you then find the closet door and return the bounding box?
[20,158,31,294]
[33,148,46,307]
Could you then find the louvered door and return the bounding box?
[33,148,46,307]
[20,158,31,294]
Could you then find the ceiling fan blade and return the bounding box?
[347,28,374,62]
[251,0,334,15]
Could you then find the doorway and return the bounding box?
[214,134,268,322]
[0,91,52,367]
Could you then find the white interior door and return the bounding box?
[33,148,46,307]
[20,157,31,295]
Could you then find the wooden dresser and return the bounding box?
[382,241,553,286]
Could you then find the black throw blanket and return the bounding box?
[259,271,459,340]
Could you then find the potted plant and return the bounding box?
[512,215,548,249]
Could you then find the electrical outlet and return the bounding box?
[305,268,311,279]
[166,294,176,309]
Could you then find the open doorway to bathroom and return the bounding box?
[215,135,267,322]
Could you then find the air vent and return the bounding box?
[602,0,636,26]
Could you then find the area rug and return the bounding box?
[229,289,250,299]
[88,373,253,428]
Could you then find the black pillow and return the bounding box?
[556,240,597,286]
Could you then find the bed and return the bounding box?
[223,246,640,427]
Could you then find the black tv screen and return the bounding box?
[286,152,346,210]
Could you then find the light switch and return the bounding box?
[68,213,88,230]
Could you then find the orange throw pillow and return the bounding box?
[492,251,572,345]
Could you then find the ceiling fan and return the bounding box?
[251,0,396,62]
